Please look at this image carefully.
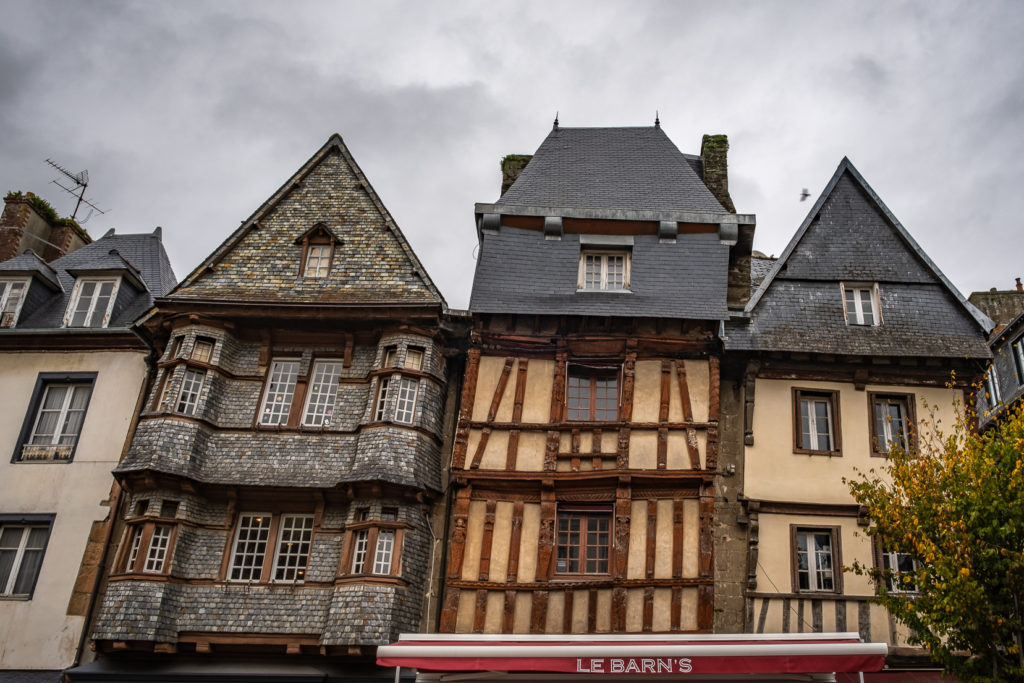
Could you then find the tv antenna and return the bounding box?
[45,158,107,223]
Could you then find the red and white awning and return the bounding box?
[377,633,887,682]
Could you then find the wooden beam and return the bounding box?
[452,348,481,469]
[447,488,471,580]
[478,499,497,581]
[470,357,514,469]
[645,499,657,579]
[506,500,524,582]
[439,586,459,633]
[708,356,720,421]
[672,498,684,579]
[505,359,529,470]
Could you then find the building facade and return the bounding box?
[0,222,175,680]
[724,159,991,672]
[440,124,756,636]
[78,136,463,680]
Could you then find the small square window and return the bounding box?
[556,507,611,574]
[793,527,839,593]
[881,547,919,593]
[160,500,180,519]
[842,283,880,326]
[382,347,399,368]
[65,278,119,328]
[0,278,28,328]
[566,366,619,421]
[793,389,840,454]
[870,394,913,455]
[578,251,630,291]
[135,500,150,516]
[192,338,215,363]
[405,348,424,371]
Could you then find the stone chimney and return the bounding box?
[500,155,533,197]
[0,192,90,262]
[700,134,736,213]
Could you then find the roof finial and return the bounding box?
[553,112,559,130]
[655,111,660,128]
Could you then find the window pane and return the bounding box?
[176,369,205,415]
[260,360,299,425]
[144,525,173,573]
[373,529,395,574]
[584,255,601,289]
[814,400,831,451]
[405,349,424,371]
[229,514,271,581]
[126,526,144,571]
[593,376,618,420]
[274,515,313,582]
[303,361,342,426]
[566,374,589,420]
[374,379,390,421]
[799,399,812,450]
[351,529,368,573]
[192,339,214,363]
[394,378,418,423]
[305,245,331,278]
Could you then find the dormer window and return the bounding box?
[65,278,119,328]
[0,278,28,328]
[578,250,630,291]
[296,223,341,279]
[842,283,880,326]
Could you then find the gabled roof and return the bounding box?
[0,249,61,290]
[726,158,991,359]
[495,126,727,214]
[746,157,992,331]
[172,134,445,307]
[6,228,176,330]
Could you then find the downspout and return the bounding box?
[71,331,160,669]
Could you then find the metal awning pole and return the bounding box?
[395,667,400,683]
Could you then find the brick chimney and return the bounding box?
[500,155,532,197]
[0,192,90,262]
[700,134,736,213]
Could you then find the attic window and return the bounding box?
[0,278,28,328]
[65,278,120,328]
[842,283,880,326]
[578,250,630,292]
[296,223,340,279]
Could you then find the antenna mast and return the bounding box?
[45,158,107,223]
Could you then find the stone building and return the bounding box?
[439,123,756,636]
[0,224,175,680]
[723,158,992,676]
[74,135,463,681]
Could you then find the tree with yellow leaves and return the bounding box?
[848,397,1024,681]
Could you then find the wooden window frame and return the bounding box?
[554,505,612,577]
[577,249,631,291]
[117,516,179,576]
[566,364,620,421]
[867,392,916,457]
[191,337,216,364]
[222,511,316,584]
[792,388,842,456]
[840,282,881,327]
[341,509,406,579]
[790,525,843,594]
[296,223,339,278]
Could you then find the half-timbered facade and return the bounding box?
[724,158,991,672]
[79,136,463,680]
[440,124,755,635]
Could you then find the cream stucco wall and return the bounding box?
[0,350,148,670]
[745,378,959,503]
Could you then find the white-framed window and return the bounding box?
[228,513,272,582]
[394,378,418,424]
[20,380,94,462]
[794,528,837,592]
[259,359,300,426]
[382,346,399,368]
[143,525,174,573]
[985,365,1001,409]
[374,378,391,422]
[881,548,919,593]
[794,389,839,454]
[405,348,424,371]
[302,360,343,426]
[0,278,28,328]
[348,508,401,576]
[304,244,331,278]
[578,250,630,291]
[842,283,880,326]
[1012,337,1024,386]
[227,513,314,583]
[125,526,144,571]
[176,368,206,415]
[65,277,119,328]
[0,523,51,597]
[870,394,912,455]
[272,515,314,582]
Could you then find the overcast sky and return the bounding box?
[1,1,1021,308]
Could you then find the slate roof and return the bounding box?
[978,309,1024,426]
[495,126,727,214]
[726,158,991,358]
[469,227,730,319]
[750,256,776,289]
[0,249,61,289]
[171,134,445,307]
[3,228,176,330]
